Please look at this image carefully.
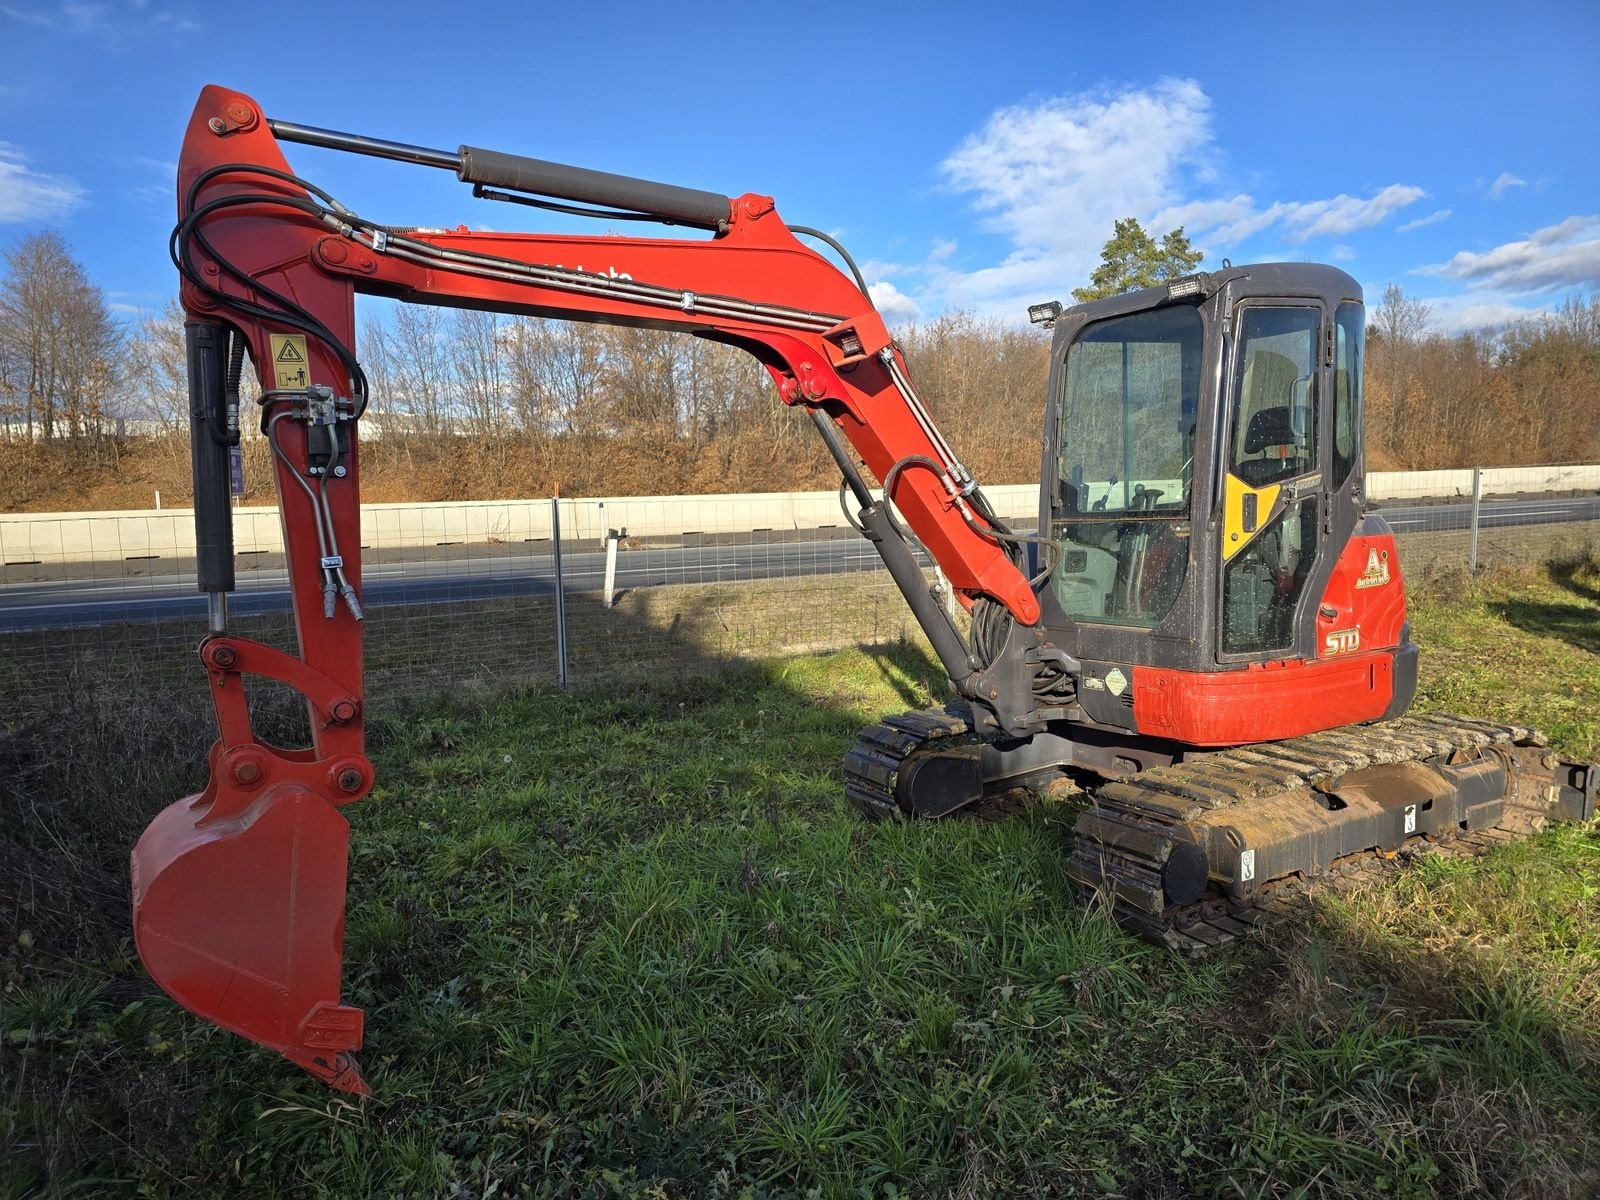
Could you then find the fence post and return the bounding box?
[1468,466,1482,572]
[551,494,568,686]
[603,529,619,609]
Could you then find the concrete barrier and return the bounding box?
[2,468,1594,576]
[1365,463,1600,501]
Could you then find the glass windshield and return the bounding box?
[1057,305,1202,517]
[1228,306,1319,487]
[1050,305,1202,628]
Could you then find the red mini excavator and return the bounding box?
[133,86,1596,1093]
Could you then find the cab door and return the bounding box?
[1217,302,1331,661]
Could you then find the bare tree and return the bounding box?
[0,231,123,456]
[450,309,506,436]
[1367,285,1434,464]
[124,299,191,432]
[897,310,1049,480]
[601,326,681,435]
[504,316,606,437]
[1501,295,1600,463]
[1373,283,1432,345]
[384,305,455,434]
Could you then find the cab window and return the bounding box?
[1221,306,1320,656]
[1051,305,1200,627]
[1333,302,1363,490]
[1228,307,1318,487]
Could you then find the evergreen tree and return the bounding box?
[1072,218,1204,302]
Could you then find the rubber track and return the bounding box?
[842,704,974,820]
[1066,713,1551,952]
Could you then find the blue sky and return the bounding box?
[2,0,1597,334]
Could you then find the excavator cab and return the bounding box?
[1037,264,1410,747]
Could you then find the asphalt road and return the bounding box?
[1376,493,1600,534]
[0,537,900,631]
[3,493,1595,632]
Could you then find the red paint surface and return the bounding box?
[1132,528,1410,746]
[1133,652,1395,745]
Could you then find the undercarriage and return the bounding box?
[844,709,1597,948]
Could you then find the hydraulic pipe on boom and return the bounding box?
[132,85,1051,1091]
[266,118,735,231]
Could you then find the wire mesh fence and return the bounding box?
[1366,463,1600,576]
[2,466,1596,720]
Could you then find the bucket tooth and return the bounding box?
[285,1047,371,1096]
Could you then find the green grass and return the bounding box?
[3,556,1598,1198]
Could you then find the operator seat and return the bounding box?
[1237,406,1304,485]
[1234,349,1306,485]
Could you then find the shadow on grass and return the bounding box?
[1240,844,1600,1199]
[1550,551,1600,607]
[1489,596,1600,654]
[1488,552,1600,654]
[860,638,950,709]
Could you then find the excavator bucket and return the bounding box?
[131,749,369,1094]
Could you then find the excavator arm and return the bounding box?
[132,85,1051,1091]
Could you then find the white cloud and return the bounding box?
[103,153,179,175]
[1487,172,1526,200]
[935,78,1211,312]
[925,80,1425,317]
[1419,215,1600,294]
[1327,244,1356,262]
[1152,194,1259,241]
[943,78,1211,253]
[1161,184,1425,247]
[860,257,911,280]
[1421,294,1553,335]
[0,142,85,222]
[868,280,921,325]
[1279,185,1426,240]
[1397,208,1452,233]
[3,2,114,31]
[125,182,169,205]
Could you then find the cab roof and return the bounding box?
[1055,262,1363,326]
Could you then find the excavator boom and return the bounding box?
[132,85,1049,1090]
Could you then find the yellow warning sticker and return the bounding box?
[269,333,309,390]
